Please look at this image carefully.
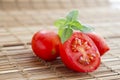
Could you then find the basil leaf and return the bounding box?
[81,25,95,32]
[58,27,64,38]
[54,19,66,27]
[69,20,83,30]
[54,10,95,43]
[61,28,73,43]
[66,10,79,21]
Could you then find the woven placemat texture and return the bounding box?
[0,0,109,10]
[0,0,120,80]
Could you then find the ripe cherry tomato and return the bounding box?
[86,32,110,56]
[31,31,61,61]
[59,32,100,72]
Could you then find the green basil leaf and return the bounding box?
[69,20,83,30]
[81,25,95,32]
[61,28,73,43]
[54,10,95,44]
[58,27,64,38]
[66,10,79,21]
[54,19,66,27]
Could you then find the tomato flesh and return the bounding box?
[86,32,110,56]
[71,38,96,65]
[32,31,61,61]
[60,32,100,72]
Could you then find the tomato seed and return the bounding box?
[78,56,90,65]
[71,38,91,53]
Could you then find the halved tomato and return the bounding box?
[86,32,110,56]
[32,31,61,61]
[59,32,100,72]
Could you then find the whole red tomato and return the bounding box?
[31,31,61,61]
[59,32,100,72]
[86,32,110,56]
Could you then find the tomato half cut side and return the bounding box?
[60,32,101,72]
[86,32,110,56]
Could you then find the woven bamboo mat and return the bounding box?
[0,0,120,80]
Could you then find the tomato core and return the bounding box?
[71,37,96,65]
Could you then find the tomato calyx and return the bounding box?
[51,48,56,55]
[71,37,96,65]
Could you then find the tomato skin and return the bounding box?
[31,31,61,61]
[59,32,100,72]
[86,32,110,56]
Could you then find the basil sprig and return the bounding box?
[54,10,94,43]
